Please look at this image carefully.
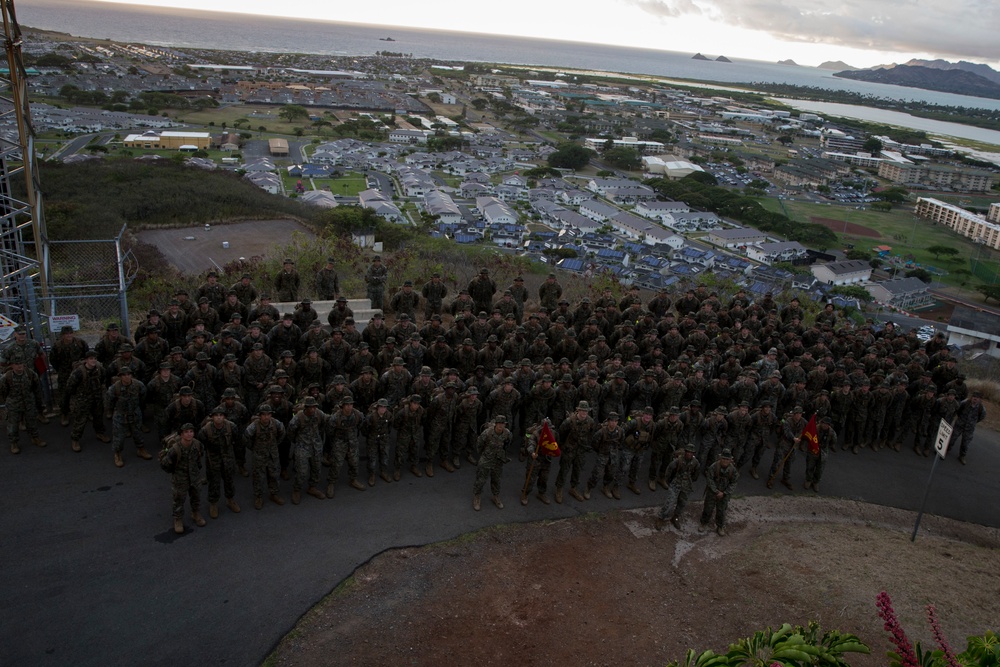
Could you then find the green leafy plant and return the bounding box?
[667,622,869,667]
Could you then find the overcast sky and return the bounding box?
[91,0,999,69]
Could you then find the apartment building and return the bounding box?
[914,197,1000,250]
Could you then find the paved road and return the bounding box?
[2,422,998,666]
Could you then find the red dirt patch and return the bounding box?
[811,216,882,238]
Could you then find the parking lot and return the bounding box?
[136,219,316,275]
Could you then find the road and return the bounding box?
[2,421,998,666]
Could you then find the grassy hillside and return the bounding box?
[33,159,317,239]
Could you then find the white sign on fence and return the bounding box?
[50,314,80,332]
[934,418,954,459]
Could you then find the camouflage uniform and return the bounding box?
[287,406,328,493]
[474,422,513,498]
[953,396,986,460]
[769,411,806,487]
[315,265,340,300]
[700,458,739,531]
[244,414,286,502]
[197,418,239,506]
[393,400,425,473]
[0,366,45,451]
[556,412,595,494]
[326,406,364,490]
[421,279,448,320]
[658,449,700,523]
[364,403,393,481]
[50,333,89,418]
[65,361,109,444]
[161,435,205,520]
[451,394,483,465]
[425,389,458,468]
[106,376,147,455]
[805,423,837,490]
[650,414,684,486]
[586,420,624,497]
[621,412,657,491]
[365,262,388,311]
[274,267,301,303]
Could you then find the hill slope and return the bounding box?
[834,64,1000,99]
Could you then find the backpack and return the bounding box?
[158,435,181,473]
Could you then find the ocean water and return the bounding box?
[19,0,1000,112]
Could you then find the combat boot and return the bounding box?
[173,518,184,534]
[569,488,585,502]
[380,471,392,483]
[492,495,504,509]
[136,447,152,460]
[583,485,592,500]
[10,443,20,455]
[520,491,529,506]
[851,445,860,454]
[717,526,727,537]
[473,494,481,511]
[38,413,50,424]
[349,479,365,491]
[601,485,613,500]
[308,486,326,499]
[803,481,813,491]
[811,483,819,493]
[238,464,249,477]
[254,497,264,510]
[452,456,461,470]
[368,473,376,487]
[654,517,666,531]
[114,452,124,468]
[71,440,81,453]
[781,477,793,491]
[750,467,759,480]
[698,522,708,534]
[209,503,219,519]
[466,454,478,465]
[554,488,563,504]
[913,445,922,455]
[425,462,434,477]
[627,482,640,495]
[32,436,46,448]
[280,468,290,480]
[269,494,285,506]
[192,511,206,527]
[393,468,401,481]
[671,515,681,529]
[893,442,901,452]
[536,492,550,505]
[611,486,622,500]
[291,490,301,505]
[226,498,241,513]
[442,459,455,473]
[60,415,69,427]
[648,479,657,492]
[959,455,967,465]
[96,433,111,443]
[326,483,336,498]
[410,464,422,478]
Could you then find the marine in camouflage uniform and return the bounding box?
[50,325,89,424]
[742,403,778,478]
[243,405,286,509]
[768,406,806,489]
[555,402,595,502]
[425,383,459,475]
[326,398,366,496]
[364,399,394,485]
[472,417,512,510]
[650,409,684,489]
[365,257,388,311]
[164,387,206,438]
[585,413,624,500]
[105,368,149,467]
[274,259,301,303]
[953,392,986,464]
[65,351,110,452]
[700,448,739,536]
[521,420,556,505]
[450,387,483,467]
[217,388,252,476]
[0,359,46,454]
[468,270,497,317]
[421,273,448,320]
[804,417,837,492]
[393,395,425,478]
[314,258,340,300]
[287,397,328,503]
[196,408,241,517]
[160,425,205,534]
[621,407,657,494]
[655,443,700,530]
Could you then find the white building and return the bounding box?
[747,241,808,265]
[810,260,872,285]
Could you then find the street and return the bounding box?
[1,420,997,667]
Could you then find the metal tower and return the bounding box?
[0,0,48,333]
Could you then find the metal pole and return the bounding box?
[910,453,939,542]
[115,231,130,335]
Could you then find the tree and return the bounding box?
[863,137,883,156]
[976,283,1000,304]
[831,285,872,302]
[926,245,960,260]
[877,187,909,203]
[603,147,642,171]
[906,268,932,283]
[870,201,892,212]
[547,142,593,170]
[278,104,309,123]
[777,135,794,146]
[845,249,872,261]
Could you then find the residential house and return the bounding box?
[635,200,690,221]
[359,189,405,223]
[707,227,769,249]
[476,197,518,226]
[747,241,808,265]
[810,260,872,285]
[245,172,281,195]
[610,212,684,247]
[867,278,933,310]
[424,190,463,224]
[579,199,621,223]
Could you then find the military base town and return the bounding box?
[0,256,988,536]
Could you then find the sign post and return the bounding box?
[911,418,955,542]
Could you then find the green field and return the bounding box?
[282,172,366,196]
[759,198,994,287]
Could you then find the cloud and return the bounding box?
[626,0,1000,62]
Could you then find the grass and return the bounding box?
[758,197,987,287]
[431,171,462,188]
[171,104,308,135]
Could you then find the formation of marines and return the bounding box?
[1,261,989,536]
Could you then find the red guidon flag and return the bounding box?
[538,421,561,457]
[802,413,819,455]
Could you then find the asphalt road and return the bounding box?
[2,422,998,667]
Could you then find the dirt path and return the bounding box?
[267,496,1000,667]
[811,216,882,238]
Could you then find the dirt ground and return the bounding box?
[266,496,1000,667]
[811,216,882,238]
[135,219,314,274]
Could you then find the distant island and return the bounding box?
[818,60,857,71]
[903,58,1000,85]
[715,55,732,63]
[777,59,799,66]
[835,64,1000,100]
[379,37,395,42]
[691,53,710,61]
[691,53,731,63]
